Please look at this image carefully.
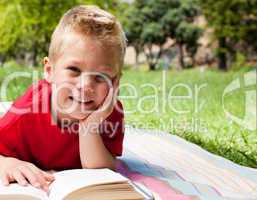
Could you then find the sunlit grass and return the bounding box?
[120,68,257,168]
[0,65,256,167]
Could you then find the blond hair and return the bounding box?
[48,5,127,76]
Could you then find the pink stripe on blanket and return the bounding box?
[116,160,196,200]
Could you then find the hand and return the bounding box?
[0,157,55,191]
[79,77,119,133]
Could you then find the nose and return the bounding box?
[76,75,94,95]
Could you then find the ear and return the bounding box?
[43,57,53,83]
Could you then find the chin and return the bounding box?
[68,111,91,121]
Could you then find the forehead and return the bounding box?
[55,31,120,74]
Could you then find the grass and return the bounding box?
[120,68,257,168]
[0,65,256,168]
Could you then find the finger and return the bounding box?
[30,167,52,191]
[21,166,44,189]
[111,85,119,108]
[111,76,119,103]
[113,85,119,104]
[12,170,28,186]
[1,173,10,186]
[105,87,115,112]
[42,171,55,182]
[96,86,114,113]
[112,76,119,89]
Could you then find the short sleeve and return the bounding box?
[0,111,22,158]
[100,100,125,157]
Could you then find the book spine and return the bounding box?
[129,181,154,200]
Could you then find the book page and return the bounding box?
[48,168,128,200]
[0,181,48,200]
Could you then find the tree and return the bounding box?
[199,0,257,70]
[141,22,166,70]
[0,2,24,63]
[162,0,202,68]
[0,0,119,67]
[0,0,78,66]
[121,0,202,70]
[119,3,143,68]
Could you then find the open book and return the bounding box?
[0,168,153,200]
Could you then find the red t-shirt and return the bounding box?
[0,79,124,170]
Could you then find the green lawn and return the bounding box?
[120,68,257,168]
[0,65,256,168]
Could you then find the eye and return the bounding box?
[66,66,81,75]
[94,74,106,83]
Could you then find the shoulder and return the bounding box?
[12,79,51,112]
[6,79,51,115]
[0,109,32,132]
[0,79,51,129]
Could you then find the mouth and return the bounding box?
[69,96,94,105]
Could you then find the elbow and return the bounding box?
[81,159,116,171]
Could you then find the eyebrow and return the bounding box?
[98,72,113,80]
[67,60,115,77]
[68,59,113,68]
[67,60,83,67]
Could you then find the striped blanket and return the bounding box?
[117,127,257,200]
[1,102,256,199]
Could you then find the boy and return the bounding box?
[0,5,126,192]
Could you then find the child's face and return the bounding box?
[44,31,120,122]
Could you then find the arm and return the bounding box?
[79,129,116,170]
[79,78,119,171]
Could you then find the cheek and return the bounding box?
[95,84,109,102]
[57,87,69,99]
[53,82,74,105]
[54,88,70,111]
